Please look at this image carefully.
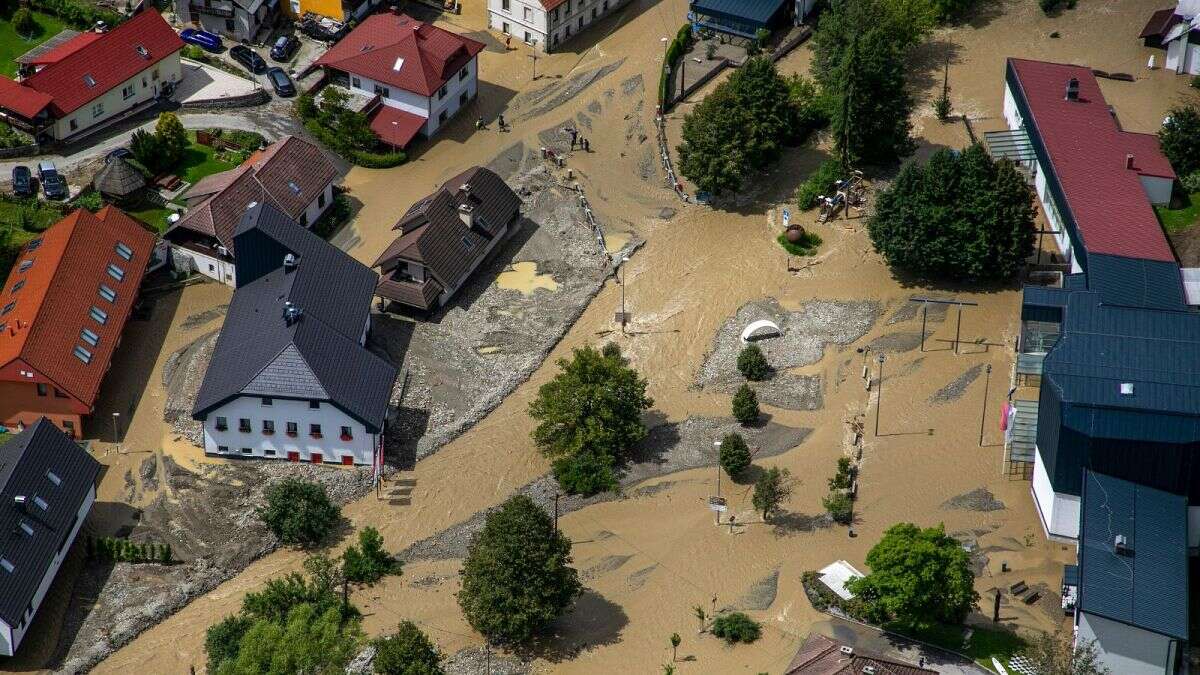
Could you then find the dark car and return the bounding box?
[265,68,296,97]
[180,28,223,52]
[37,161,67,200]
[270,35,299,62]
[11,166,32,197]
[230,45,267,74]
[105,147,133,164]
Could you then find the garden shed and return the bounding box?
[93,158,147,200]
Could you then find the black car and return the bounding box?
[270,35,299,62]
[37,161,67,200]
[266,68,296,97]
[11,165,33,197]
[230,45,267,74]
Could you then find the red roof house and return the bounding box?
[0,10,183,141]
[0,207,156,438]
[307,12,485,148]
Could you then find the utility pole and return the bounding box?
[979,364,993,447]
[874,354,885,436]
[620,261,626,334]
[528,53,538,80]
[713,440,722,524]
[111,412,121,453]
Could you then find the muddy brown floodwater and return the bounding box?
[12,0,1188,673]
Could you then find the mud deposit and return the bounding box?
[943,488,1006,512]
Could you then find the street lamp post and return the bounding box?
[111,412,121,454]
[874,354,885,437]
[713,440,722,524]
[979,364,993,447]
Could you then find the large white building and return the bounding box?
[0,420,100,656]
[307,12,485,149]
[487,0,631,52]
[191,203,397,466]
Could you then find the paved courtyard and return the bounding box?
[174,60,261,105]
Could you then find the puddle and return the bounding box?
[495,261,559,294]
[604,230,631,255]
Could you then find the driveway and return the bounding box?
[174,59,261,105]
[810,618,994,675]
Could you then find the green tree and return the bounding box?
[828,29,915,166]
[343,526,401,585]
[129,129,162,173]
[710,612,761,644]
[812,0,931,85]
[12,8,36,36]
[373,621,443,675]
[718,433,752,478]
[529,343,652,496]
[867,144,1035,280]
[1160,104,1200,177]
[785,73,829,136]
[752,467,792,522]
[205,615,253,674]
[677,83,753,195]
[822,492,854,524]
[160,542,172,564]
[457,495,581,644]
[215,604,362,675]
[731,384,760,426]
[257,478,341,547]
[828,456,855,490]
[669,632,681,661]
[846,522,979,630]
[736,344,770,381]
[154,112,188,169]
[726,57,800,169]
[1020,628,1109,675]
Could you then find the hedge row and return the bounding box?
[302,119,407,169]
[658,23,693,107]
[29,0,122,30]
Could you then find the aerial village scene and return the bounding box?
[3,0,1200,672]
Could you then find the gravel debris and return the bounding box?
[511,59,625,121]
[869,331,924,353]
[581,555,633,581]
[942,488,1006,512]
[620,74,643,96]
[929,364,984,404]
[726,569,780,611]
[886,294,952,325]
[178,304,228,331]
[444,646,531,675]
[625,565,657,591]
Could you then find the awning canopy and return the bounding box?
[984,127,1036,163]
[369,105,425,150]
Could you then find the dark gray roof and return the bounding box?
[0,419,100,628]
[193,204,396,431]
[690,0,788,24]
[1078,471,1187,639]
[93,157,146,197]
[1086,254,1187,311]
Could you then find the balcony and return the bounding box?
[190,2,234,17]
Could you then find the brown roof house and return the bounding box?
[164,135,340,285]
[372,166,521,312]
[785,634,937,675]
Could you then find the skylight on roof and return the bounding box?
[81,328,99,347]
[83,74,96,87]
[0,558,12,573]
[1,302,13,317]
[288,181,301,195]
[74,345,93,364]
[393,57,404,71]
[18,260,32,272]
[462,235,474,250]
[32,496,47,510]
[26,238,42,252]
[99,284,116,303]
[115,242,133,260]
[46,470,61,486]
[89,305,108,324]
[10,280,23,294]
[19,521,32,536]
[106,263,125,281]
[135,44,149,59]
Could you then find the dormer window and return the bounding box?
[83,74,96,87]
[135,44,149,59]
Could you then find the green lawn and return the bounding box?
[1155,191,1200,234]
[126,200,175,233]
[176,133,245,185]
[0,11,69,78]
[890,623,1027,672]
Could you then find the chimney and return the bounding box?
[1114,534,1131,555]
[1125,154,1135,170]
[283,301,303,325]
[13,496,26,509]
[458,203,475,228]
[839,646,854,656]
[1065,78,1079,101]
[283,253,298,271]
[1120,382,1134,396]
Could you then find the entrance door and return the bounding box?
[311,453,323,464]
[287,451,299,462]
[341,455,354,466]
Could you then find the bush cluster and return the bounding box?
[710,612,761,644]
[777,230,823,256]
[342,527,401,585]
[659,23,692,105]
[12,7,35,35]
[87,536,172,564]
[257,478,341,547]
[29,0,121,29]
[312,192,352,239]
[718,432,751,478]
[0,121,33,150]
[795,159,847,210]
[297,92,407,168]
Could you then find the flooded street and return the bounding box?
[19,0,1195,672]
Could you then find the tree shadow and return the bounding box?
[907,39,962,101]
[770,510,834,537]
[515,589,629,662]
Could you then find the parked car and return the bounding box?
[265,68,296,97]
[37,161,67,200]
[105,147,133,164]
[180,28,223,52]
[230,45,267,74]
[270,34,299,62]
[11,166,32,197]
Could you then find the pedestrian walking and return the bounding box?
[505,35,512,50]
[476,117,483,130]
[497,113,506,130]
[583,138,590,152]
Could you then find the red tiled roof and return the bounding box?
[1009,58,1176,263]
[312,13,484,97]
[1140,8,1182,38]
[0,207,155,407]
[5,10,183,118]
[540,0,569,9]
[27,32,103,66]
[0,77,53,119]
[369,105,426,149]
[785,634,936,675]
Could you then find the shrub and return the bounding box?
[731,384,760,426]
[828,456,855,490]
[1182,171,1200,194]
[1039,0,1060,14]
[823,492,854,524]
[934,92,952,122]
[206,615,253,674]
[718,433,752,478]
[257,478,341,547]
[29,0,121,29]
[349,148,407,168]
[710,612,761,644]
[71,191,103,212]
[216,603,362,675]
[12,8,37,35]
[457,495,581,644]
[795,159,846,209]
[1160,104,1200,177]
[373,621,443,674]
[1192,75,1200,90]
[312,193,351,239]
[129,129,162,174]
[737,344,769,381]
[342,527,401,585]
[777,230,822,256]
[752,467,792,521]
[553,448,618,495]
[155,112,188,169]
[0,121,33,150]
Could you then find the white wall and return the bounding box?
[424,57,477,136]
[54,52,182,141]
[488,0,548,45]
[1077,612,1175,675]
[7,484,94,656]
[201,395,379,465]
[1140,175,1174,206]
[171,244,235,286]
[1032,447,1081,541]
[0,618,10,657]
[489,0,630,51]
[301,183,335,227]
[348,73,430,119]
[1167,38,1186,72]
